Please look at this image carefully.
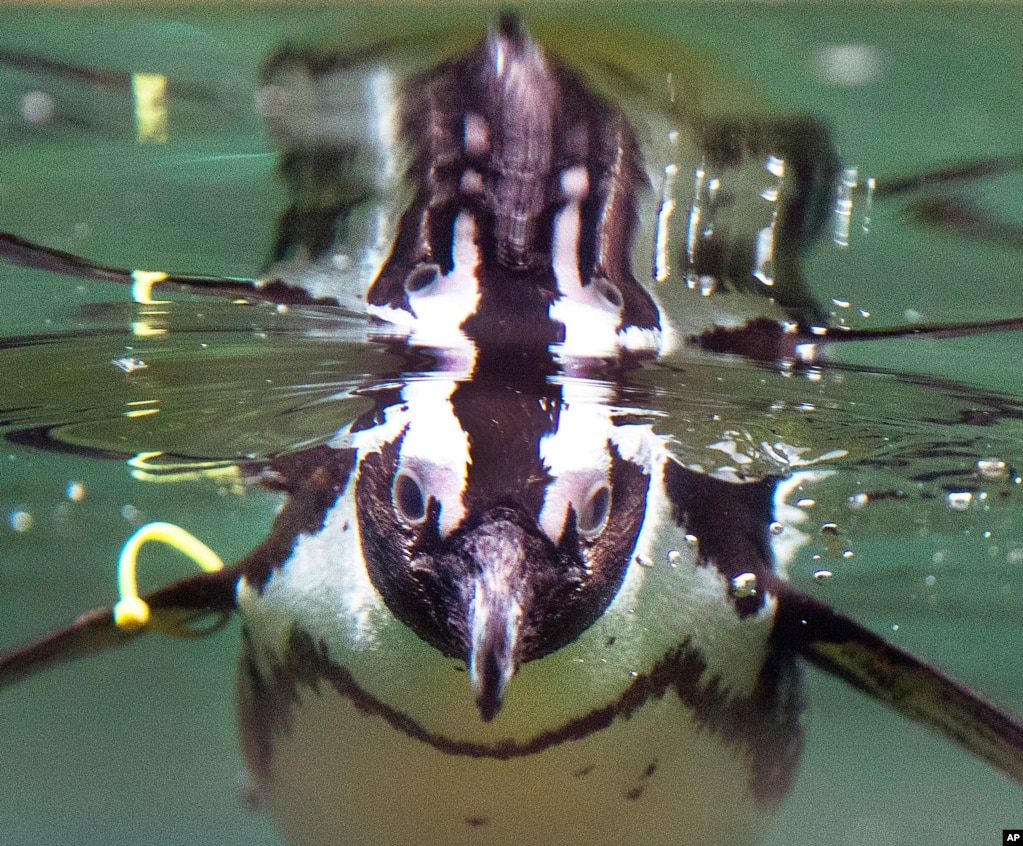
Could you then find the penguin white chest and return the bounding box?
[243,670,772,846]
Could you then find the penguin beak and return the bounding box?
[461,519,531,722]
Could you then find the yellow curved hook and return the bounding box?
[114,522,227,637]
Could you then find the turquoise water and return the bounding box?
[0,4,1021,845]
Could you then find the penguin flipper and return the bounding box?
[0,566,240,692]
[772,580,1023,786]
[868,153,1023,248]
[873,153,1023,200]
[0,230,341,307]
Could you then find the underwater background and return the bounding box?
[0,3,1021,845]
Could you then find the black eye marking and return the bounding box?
[592,277,623,312]
[404,264,442,295]
[392,470,428,525]
[576,481,611,538]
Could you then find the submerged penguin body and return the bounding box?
[238,649,788,846]
[234,376,804,845]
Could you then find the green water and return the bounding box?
[0,4,1022,845]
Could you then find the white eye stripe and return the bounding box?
[450,210,480,271]
[551,173,585,291]
[394,378,470,537]
[337,378,472,537]
[537,395,615,542]
[548,170,626,357]
[400,211,481,350]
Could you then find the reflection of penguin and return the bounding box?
[260,11,809,362]
[234,375,804,846]
[3,16,1019,357]
[254,12,1023,359]
[355,15,664,360]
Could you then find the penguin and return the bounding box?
[229,371,809,846]
[3,354,1022,846]
[1,13,1023,846]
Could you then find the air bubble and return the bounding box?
[65,482,85,502]
[730,572,758,599]
[8,509,32,532]
[819,521,851,559]
[666,549,682,567]
[112,357,147,373]
[635,554,654,568]
[946,491,972,511]
[20,90,54,124]
[813,569,833,581]
[976,458,1007,479]
[847,492,869,510]
[769,521,785,536]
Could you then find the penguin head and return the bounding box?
[352,382,650,720]
[360,18,664,359]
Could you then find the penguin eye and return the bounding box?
[404,263,442,296]
[576,482,611,538]
[591,277,623,312]
[393,471,428,525]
